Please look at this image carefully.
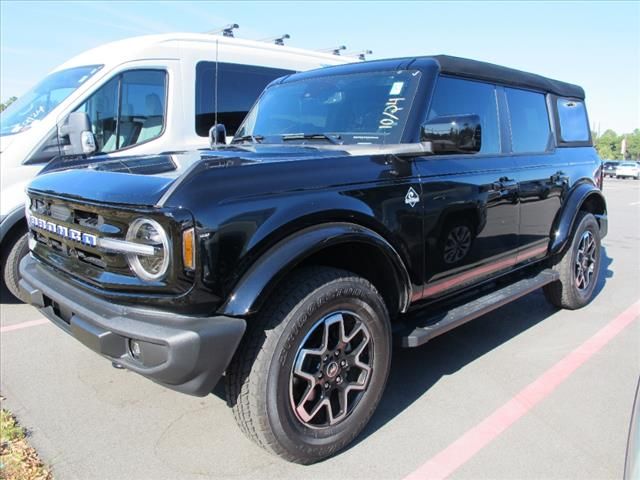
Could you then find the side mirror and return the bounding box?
[421,114,481,154]
[209,124,227,148]
[58,111,96,156]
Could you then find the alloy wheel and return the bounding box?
[289,311,373,429]
[575,230,597,291]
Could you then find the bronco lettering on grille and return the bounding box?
[29,215,98,247]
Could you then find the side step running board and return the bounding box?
[396,269,559,348]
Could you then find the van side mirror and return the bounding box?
[58,112,96,156]
[209,124,227,148]
[421,114,481,154]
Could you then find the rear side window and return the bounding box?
[557,98,589,142]
[195,62,294,137]
[427,76,500,154]
[505,87,551,153]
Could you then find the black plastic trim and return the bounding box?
[0,206,26,245]
[19,254,246,396]
[549,182,607,254]
[220,222,412,317]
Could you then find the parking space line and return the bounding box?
[1,318,49,333]
[404,299,640,480]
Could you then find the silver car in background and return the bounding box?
[616,162,640,179]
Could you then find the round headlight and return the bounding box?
[126,218,170,281]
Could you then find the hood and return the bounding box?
[0,131,26,153]
[27,145,350,207]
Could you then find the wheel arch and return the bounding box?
[219,222,412,318]
[549,182,607,255]
[0,207,27,252]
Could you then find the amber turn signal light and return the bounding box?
[182,228,195,271]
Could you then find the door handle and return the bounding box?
[492,177,517,190]
[550,171,567,185]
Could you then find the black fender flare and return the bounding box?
[0,206,26,247]
[220,222,412,317]
[549,182,607,255]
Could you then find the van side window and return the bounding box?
[556,98,589,142]
[505,87,551,153]
[427,76,500,154]
[195,62,294,137]
[75,70,166,153]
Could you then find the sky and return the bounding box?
[1,0,638,134]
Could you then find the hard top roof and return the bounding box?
[278,54,585,99]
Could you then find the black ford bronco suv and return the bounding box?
[20,55,607,463]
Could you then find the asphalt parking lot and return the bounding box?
[1,177,639,480]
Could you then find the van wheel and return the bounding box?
[2,231,30,303]
[543,211,601,310]
[225,266,391,464]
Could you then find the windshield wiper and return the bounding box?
[280,133,342,145]
[231,134,264,144]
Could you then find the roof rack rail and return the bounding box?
[344,49,373,61]
[318,45,347,56]
[206,24,239,37]
[259,34,291,46]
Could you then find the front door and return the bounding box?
[415,76,520,299]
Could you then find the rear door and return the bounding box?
[501,87,565,264]
[414,76,520,299]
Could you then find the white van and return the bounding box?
[0,32,353,301]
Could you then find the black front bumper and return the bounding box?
[19,255,246,396]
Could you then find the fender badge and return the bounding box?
[405,187,420,208]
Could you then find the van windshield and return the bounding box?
[234,70,421,145]
[0,65,103,137]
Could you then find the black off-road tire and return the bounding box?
[543,211,601,310]
[225,266,391,464]
[2,231,30,303]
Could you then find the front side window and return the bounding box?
[75,69,166,153]
[0,65,103,136]
[236,70,422,145]
[557,98,589,142]
[427,76,500,154]
[195,62,294,137]
[505,87,551,153]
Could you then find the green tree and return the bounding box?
[0,96,17,112]
[594,129,622,160]
[623,129,640,160]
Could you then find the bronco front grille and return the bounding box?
[25,193,170,292]
[28,196,128,273]
[27,192,194,296]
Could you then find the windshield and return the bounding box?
[0,65,103,136]
[235,70,421,145]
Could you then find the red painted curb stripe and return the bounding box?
[404,299,640,480]
[0,318,49,333]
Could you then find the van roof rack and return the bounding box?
[344,49,373,61]
[207,24,239,37]
[318,45,347,56]
[259,34,291,46]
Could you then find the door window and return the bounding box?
[556,98,589,142]
[427,76,500,154]
[505,87,551,153]
[75,69,166,153]
[195,62,294,137]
